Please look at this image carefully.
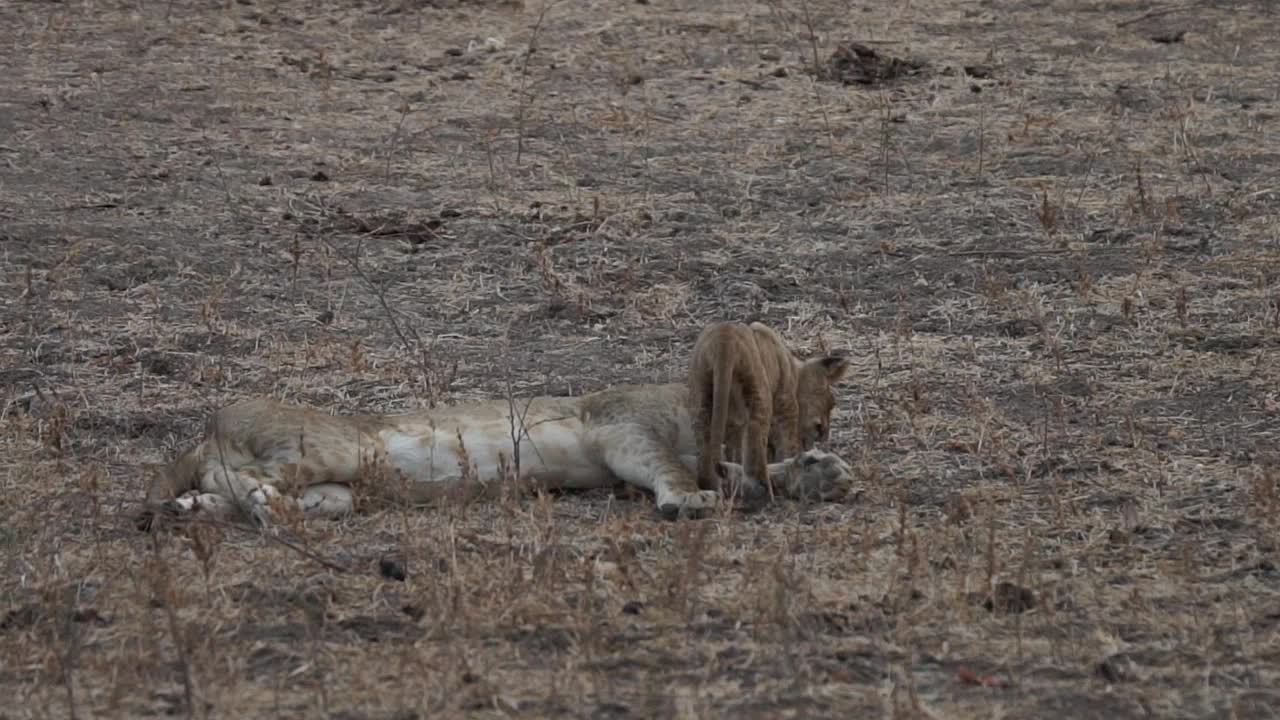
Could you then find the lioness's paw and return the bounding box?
[657,489,720,520]
[714,461,765,501]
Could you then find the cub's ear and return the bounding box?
[816,354,851,382]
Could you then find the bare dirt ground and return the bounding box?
[3,0,1280,717]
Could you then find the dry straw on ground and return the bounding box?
[2,0,1279,717]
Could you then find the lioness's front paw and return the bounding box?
[657,489,720,520]
[730,475,770,504]
[713,461,768,505]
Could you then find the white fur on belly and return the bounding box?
[379,417,604,489]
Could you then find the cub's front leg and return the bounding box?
[767,396,802,462]
[742,401,773,500]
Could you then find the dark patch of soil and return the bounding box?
[824,42,928,85]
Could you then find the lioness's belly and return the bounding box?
[378,412,608,491]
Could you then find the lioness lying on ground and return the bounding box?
[689,321,851,499]
[137,383,855,530]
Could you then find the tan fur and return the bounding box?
[688,321,851,498]
[137,383,857,530]
[142,398,392,514]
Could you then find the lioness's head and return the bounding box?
[782,448,855,501]
[714,447,855,504]
[793,354,851,450]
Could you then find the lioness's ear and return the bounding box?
[817,355,851,382]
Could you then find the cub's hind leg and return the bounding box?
[689,322,747,494]
[690,370,718,492]
[722,389,751,465]
[741,378,775,500]
[767,394,801,463]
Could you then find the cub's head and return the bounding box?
[793,354,851,450]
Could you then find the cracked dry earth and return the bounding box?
[2,0,1280,718]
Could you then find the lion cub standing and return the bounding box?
[688,321,850,501]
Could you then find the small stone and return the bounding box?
[984,581,1035,614]
[379,556,407,581]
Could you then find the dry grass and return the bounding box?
[3,0,1280,717]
